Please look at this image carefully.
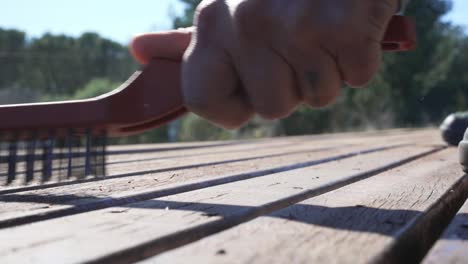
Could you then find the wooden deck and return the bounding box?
[0,128,467,264]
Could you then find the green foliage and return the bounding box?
[380,0,457,125]
[0,30,137,97]
[41,77,119,102]
[72,78,119,99]
[0,29,26,89]
[109,127,169,145]
[179,114,233,141]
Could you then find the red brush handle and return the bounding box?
[382,15,417,51]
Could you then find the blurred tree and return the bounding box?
[21,33,83,95]
[173,0,202,28]
[0,30,137,98]
[382,0,456,126]
[0,29,26,90]
[179,114,233,141]
[71,78,120,99]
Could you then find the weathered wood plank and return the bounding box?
[0,144,441,264]
[0,130,438,228]
[422,198,468,264]
[146,148,464,264]
[0,131,367,193]
[0,142,382,226]
[0,134,361,195]
[0,136,311,190]
[1,129,441,198]
[0,128,438,193]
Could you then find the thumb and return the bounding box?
[130,27,193,64]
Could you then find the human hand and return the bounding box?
[131,0,399,129]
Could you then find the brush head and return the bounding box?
[0,59,186,185]
[0,59,186,186]
[0,129,107,185]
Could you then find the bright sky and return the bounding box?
[444,0,468,27]
[1,0,468,44]
[1,0,185,44]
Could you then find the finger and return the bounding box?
[337,40,382,87]
[293,50,342,108]
[130,28,193,64]
[238,46,299,120]
[337,0,395,87]
[182,42,254,129]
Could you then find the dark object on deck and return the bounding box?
[0,16,416,185]
[459,128,468,173]
[440,112,468,146]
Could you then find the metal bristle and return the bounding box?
[83,129,107,179]
[96,132,107,177]
[0,128,108,186]
[70,132,85,179]
[66,130,74,179]
[84,129,93,177]
[25,133,37,184]
[0,138,6,184]
[41,135,55,183]
[7,139,18,185]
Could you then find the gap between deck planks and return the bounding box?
[1,129,434,194]
[147,149,465,264]
[422,191,468,264]
[0,136,309,191]
[0,143,445,263]
[0,130,438,228]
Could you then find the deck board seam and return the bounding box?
[0,143,356,195]
[0,144,411,229]
[371,173,468,264]
[82,147,445,264]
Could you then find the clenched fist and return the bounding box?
[131,0,400,129]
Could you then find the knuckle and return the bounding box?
[194,0,220,29]
[233,1,277,38]
[193,0,234,48]
[234,2,261,26]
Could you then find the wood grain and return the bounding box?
[0,145,441,263]
[0,128,437,193]
[148,149,463,264]
[422,197,468,264]
[0,130,438,228]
